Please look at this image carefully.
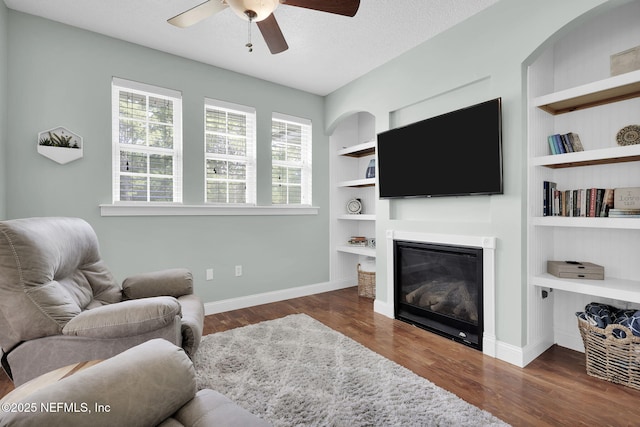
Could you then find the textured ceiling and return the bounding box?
[3,0,498,95]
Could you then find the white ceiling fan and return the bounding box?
[168,0,360,54]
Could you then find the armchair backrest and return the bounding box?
[0,217,122,352]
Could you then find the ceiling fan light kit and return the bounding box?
[227,0,279,22]
[168,0,360,54]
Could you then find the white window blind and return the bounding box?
[111,77,183,203]
[271,113,312,205]
[204,98,256,204]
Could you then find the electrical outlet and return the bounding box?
[206,268,213,281]
[235,265,242,277]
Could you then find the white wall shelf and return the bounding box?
[337,214,375,221]
[534,69,640,115]
[531,216,640,229]
[337,178,376,188]
[337,140,376,158]
[532,273,640,305]
[531,141,640,168]
[336,245,376,257]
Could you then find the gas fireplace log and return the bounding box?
[405,280,478,322]
[406,282,434,304]
[420,281,464,311]
[430,281,478,322]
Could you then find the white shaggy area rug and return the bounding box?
[193,314,508,427]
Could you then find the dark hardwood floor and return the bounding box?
[2,287,640,425]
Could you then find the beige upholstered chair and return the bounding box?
[0,217,204,386]
[0,339,270,426]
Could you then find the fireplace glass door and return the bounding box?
[394,240,483,350]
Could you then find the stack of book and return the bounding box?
[347,236,368,246]
[609,209,640,218]
[547,132,584,155]
[543,183,640,218]
[610,187,640,218]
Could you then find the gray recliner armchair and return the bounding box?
[0,339,270,426]
[0,217,205,386]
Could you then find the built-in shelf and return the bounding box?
[532,216,640,229]
[531,143,640,168]
[337,140,376,158]
[527,2,640,361]
[337,214,376,221]
[337,178,376,188]
[336,245,376,257]
[534,69,640,115]
[331,112,377,284]
[532,273,640,304]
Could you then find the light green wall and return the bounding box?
[0,2,7,219]
[325,0,621,348]
[5,11,329,302]
[4,1,633,348]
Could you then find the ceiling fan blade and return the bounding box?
[167,0,228,28]
[282,0,360,17]
[257,14,289,54]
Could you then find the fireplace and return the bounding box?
[380,231,497,357]
[394,240,484,350]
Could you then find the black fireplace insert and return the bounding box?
[394,240,483,350]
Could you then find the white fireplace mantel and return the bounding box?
[376,230,497,358]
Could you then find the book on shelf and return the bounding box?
[567,132,584,151]
[608,209,640,218]
[347,236,368,246]
[546,132,583,155]
[543,183,615,217]
[543,181,556,216]
[601,188,614,217]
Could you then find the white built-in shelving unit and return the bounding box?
[330,112,377,285]
[526,1,640,361]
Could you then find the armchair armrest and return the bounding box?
[0,339,196,427]
[122,268,193,300]
[173,389,271,427]
[177,294,204,357]
[62,297,181,339]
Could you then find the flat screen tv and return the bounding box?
[377,98,503,199]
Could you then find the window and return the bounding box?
[112,78,182,203]
[204,99,256,204]
[271,113,312,205]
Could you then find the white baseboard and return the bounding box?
[373,299,394,318]
[482,333,497,358]
[203,279,354,315]
[495,340,528,367]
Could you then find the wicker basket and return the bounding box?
[357,263,375,298]
[577,317,640,390]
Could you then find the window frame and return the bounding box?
[111,77,183,204]
[271,112,312,206]
[204,98,257,205]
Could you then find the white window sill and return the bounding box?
[99,203,319,217]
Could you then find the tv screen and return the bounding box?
[377,98,503,199]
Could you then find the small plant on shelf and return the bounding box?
[38,131,79,149]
